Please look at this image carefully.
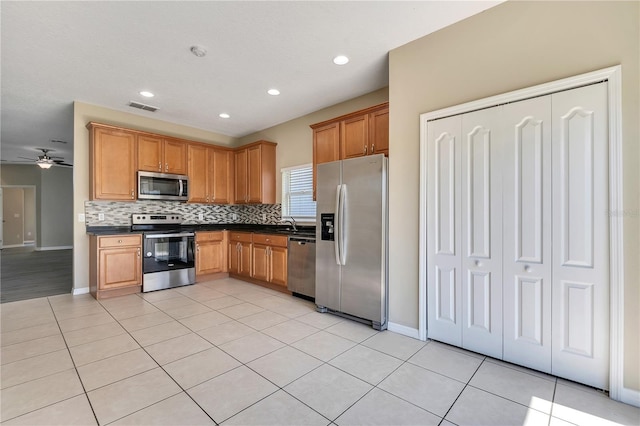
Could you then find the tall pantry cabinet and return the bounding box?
[426,83,609,389]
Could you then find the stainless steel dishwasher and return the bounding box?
[287,236,316,300]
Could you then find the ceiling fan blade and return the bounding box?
[18,156,36,161]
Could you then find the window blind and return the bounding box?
[282,164,316,220]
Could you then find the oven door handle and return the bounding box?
[145,232,195,239]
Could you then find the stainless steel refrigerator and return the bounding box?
[315,154,388,330]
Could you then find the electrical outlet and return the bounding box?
[198,213,204,220]
[78,213,85,223]
[262,213,267,222]
[98,213,105,221]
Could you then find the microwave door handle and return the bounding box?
[179,180,184,197]
[145,232,194,239]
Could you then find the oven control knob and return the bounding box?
[146,252,152,257]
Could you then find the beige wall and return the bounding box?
[389,1,639,390]
[72,102,238,291]
[238,88,389,203]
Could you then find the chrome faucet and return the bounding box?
[283,218,298,231]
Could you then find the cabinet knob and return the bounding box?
[196,244,200,252]
[364,145,367,155]
[131,190,134,199]
[118,239,123,243]
[158,162,161,171]
[137,248,140,257]
[165,163,169,171]
[524,265,531,272]
[475,260,481,267]
[371,144,375,153]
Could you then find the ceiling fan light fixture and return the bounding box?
[37,160,53,169]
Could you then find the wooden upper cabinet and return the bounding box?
[187,144,209,203]
[310,102,389,199]
[234,141,276,204]
[137,135,163,172]
[138,136,187,174]
[341,114,369,159]
[211,149,233,204]
[164,138,187,174]
[88,123,137,201]
[234,148,248,204]
[188,144,233,204]
[369,107,389,156]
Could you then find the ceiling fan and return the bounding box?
[17,148,73,169]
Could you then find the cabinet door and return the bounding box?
[188,144,209,203]
[269,246,287,287]
[229,241,240,274]
[212,149,232,204]
[138,135,163,172]
[252,244,269,281]
[247,145,262,204]
[369,108,389,156]
[234,149,248,204]
[196,241,224,275]
[312,122,340,200]
[341,114,369,159]
[91,127,137,201]
[164,139,188,174]
[99,247,141,290]
[239,242,252,277]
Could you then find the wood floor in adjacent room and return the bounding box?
[0,247,72,303]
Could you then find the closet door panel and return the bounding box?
[427,115,462,346]
[551,83,609,389]
[461,108,502,358]
[502,96,552,372]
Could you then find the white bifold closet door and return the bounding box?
[426,115,463,347]
[550,83,609,389]
[460,108,503,359]
[427,82,609,389]
[502,95,553,373]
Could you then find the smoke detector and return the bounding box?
[190,45,207,57]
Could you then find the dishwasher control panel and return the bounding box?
[320,213,335,241]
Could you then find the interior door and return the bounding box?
[426,115,462,346]
[502,96,553,372]
[551,83,609,389]
[460,107,503,358]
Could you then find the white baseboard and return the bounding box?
[619,386,640,408]
[72,287,90,295]
[36,245,73,251]
[387,322,422,340]
[1,244,25,249]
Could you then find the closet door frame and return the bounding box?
[419,66,624,400]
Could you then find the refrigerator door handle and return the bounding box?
[334,184,342,265]
[338,184,347,265]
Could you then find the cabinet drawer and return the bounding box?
[230,232,253,243]
[196,231,224,242]
[98,235,141,248]
[252,234,287,247]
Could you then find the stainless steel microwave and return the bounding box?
[138,171,189,201]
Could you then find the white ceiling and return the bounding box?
[1,1,500,166]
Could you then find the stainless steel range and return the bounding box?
[132,214,195,292]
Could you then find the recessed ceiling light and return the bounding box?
[267,89,280,96]
[139,91,154,98]
[219,113,230,119]
[333,55,349,65]
[190,45,207,57]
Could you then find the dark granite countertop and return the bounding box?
[86,224,316,238]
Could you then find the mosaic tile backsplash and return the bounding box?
[84,201,282,227]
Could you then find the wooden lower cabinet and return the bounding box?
[90,234,142,300]
[196,231,228,276]
[229,232,288,291]
[229,232,253,278]
[252,234,288,288]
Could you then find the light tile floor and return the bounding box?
[1,277,639,425]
